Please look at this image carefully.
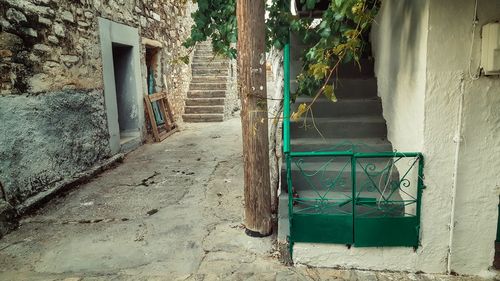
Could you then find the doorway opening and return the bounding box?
[112,43,141,146]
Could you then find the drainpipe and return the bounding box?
[447,75,465,273]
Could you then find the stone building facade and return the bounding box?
[0,0,195,235]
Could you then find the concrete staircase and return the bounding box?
[279,58,403,241]
[183,42,230,122]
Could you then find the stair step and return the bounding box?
[192,64,229,71]
[192,59,228,64]
[183,114,224,122]
[187,90,226,98]
[185,98,225,106]
[191,76,228,83]
[290,78,377,99]
[292,97,382,117]
[336,58,375,78]
[194,50,215,55]
[184,106,224,114]
[193,55,226,59]
[190,83,227,90]
[192,68,229,76]
[291,137,392,154]
[290,116,387,138]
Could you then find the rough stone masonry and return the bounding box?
[0,0,196,236]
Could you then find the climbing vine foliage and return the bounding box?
[184,0,380,109]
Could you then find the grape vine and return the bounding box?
[184,0,380,112]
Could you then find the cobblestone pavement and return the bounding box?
[0,119,494,281]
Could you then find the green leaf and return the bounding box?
[323,85,337,102]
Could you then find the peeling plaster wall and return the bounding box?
[0,90,110,205]
[425,0,500,276]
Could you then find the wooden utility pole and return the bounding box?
[237,0,272,237]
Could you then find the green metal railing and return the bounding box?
[283,42,425,256]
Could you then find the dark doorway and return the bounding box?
[112,43,140,145]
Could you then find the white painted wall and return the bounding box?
[424,0,500,276]
[371,0,428,152]
[294,0,500,277]
[294,1,448,274]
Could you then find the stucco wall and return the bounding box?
[0,90,110,205]
[295,0,500,277]
[425,0,500,276]
[371,0,427,152]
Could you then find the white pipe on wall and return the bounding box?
[447,74,466,273]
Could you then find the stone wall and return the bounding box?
[224,56,240,120]
[0,0,195,226]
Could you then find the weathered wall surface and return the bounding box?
[0,0,194,101]
[0,0,195,224]
[425,0,500,276]
[294,0,441,273]
[0,90,110,204]
[224,56,240,120]
[371,0,427,152]
[295,0,500,277]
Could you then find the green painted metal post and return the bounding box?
[351,155,356,245]
[283,43,290,154]
[416,154,425,231]
[283,41,293,256]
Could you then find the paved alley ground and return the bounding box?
[0,119,493,281]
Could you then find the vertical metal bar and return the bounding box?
[351,155,356,244]
[416,154,424,237]
[283,43,290,154]
[283,41,293,258]
[286,154,293,257]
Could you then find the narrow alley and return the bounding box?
[0,119,488,281]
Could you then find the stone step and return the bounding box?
[185,98,225,106]
[190,83,227,91]
[187,90,226,99]
[182,114,224,122]
[192,63,229,70]
[191,76,228,83]
[290,116,387,138]
[193,54,226,59]
[192,58,228,64]
[196,45,213,49]
[192,68,229,76]
[290,78,377,99]
[194,50,215,55]
[292,97,382,117]
[290,137,392,154]
[184,106,224,114]
[336,58,375,78]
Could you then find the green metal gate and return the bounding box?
[283,44,425,254]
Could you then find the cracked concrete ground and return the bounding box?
[0,118,492,281]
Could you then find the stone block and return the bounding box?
[21,27,38,38]
[33,44,51,52]
[38,16,52,26]
[61,11,74,23]
[6,8,27,24]
[54,23,65,37]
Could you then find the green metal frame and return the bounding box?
[283,42,425,257]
